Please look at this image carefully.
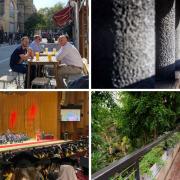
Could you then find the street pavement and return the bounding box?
[0,44,19,75]
[0,43,25,89]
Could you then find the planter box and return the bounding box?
[141,144,180,180]
[141,163,161,180]
[156,144,180,180]
[161,151,168,161]
[151,163,161,177]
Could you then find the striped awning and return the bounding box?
[53,7,73,27]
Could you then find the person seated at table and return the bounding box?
[29,35,42,53]
[9,36,35,88]
[55,34,83,88]
[29,35,43,76]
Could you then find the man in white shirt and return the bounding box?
[55,34,83,88]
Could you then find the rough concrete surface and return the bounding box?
[156,0,176,80]
[92,0,180,88]
[112,0,155,88]
[176,0,180,61]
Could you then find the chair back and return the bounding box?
[82,58,89,75]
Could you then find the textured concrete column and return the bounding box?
[92,0,115,88]
[92,0,155,88]
[112,0,155,88]
[156,0,176,81]
[176,0,180,64]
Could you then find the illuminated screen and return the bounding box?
[61,109,81,121]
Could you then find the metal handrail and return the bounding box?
[92,130,177,180]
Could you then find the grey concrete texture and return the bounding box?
[92,0,155,88]
[92,0,180,88]
[176,0,180,62]
[112,0,155,88]
[156,0,176,80]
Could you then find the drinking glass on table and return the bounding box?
[35,52,39,61]
[45,47,48,54]
[48,53,52,61]
[53,48,56,55]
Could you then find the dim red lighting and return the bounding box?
[9,111,17,129]
[28,104,38,123]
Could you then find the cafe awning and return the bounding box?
[53,7,73,27]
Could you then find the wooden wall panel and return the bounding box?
[0,92,88,141]
[60,92,89,140]
[0,92,58,138]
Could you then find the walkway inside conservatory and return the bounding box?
[166,150,180,180]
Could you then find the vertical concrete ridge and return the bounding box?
[156,0,176,80]
[112,0,155,88]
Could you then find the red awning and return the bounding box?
[53,7,73,27]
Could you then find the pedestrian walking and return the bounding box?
[0,26,4,44]
[9,32,13,45]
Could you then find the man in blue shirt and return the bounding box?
[29,35,42,53]
[29,35,43,76]
[10,36,35,88]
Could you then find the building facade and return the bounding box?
[17,0,35,33]
[0,0,18,33]
[0,0,34,33]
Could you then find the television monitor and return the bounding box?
[61,109,81,122]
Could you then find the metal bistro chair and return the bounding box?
[43,64,56,88]
[31,77,50,89]
[9,69,25,89]
[63,74,83,88]
[0,74,17,89]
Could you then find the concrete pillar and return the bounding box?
[176,0,180,65]
[92,0,115,88]
[112,0,155,88]
[92,0,155,88]
[156,0,176,81]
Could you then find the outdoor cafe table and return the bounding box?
[27,55,58,88]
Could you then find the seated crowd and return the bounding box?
[9,35,88,89]
[1,154,82,180]
[0,130,29,144]
[0,139,88,180]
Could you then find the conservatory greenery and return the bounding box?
[92,92,180,176]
